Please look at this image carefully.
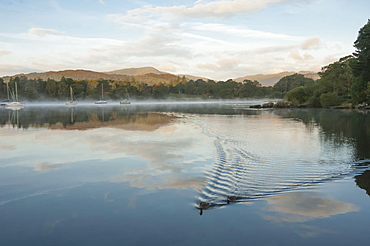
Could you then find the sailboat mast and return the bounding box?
[101,84,104,100]
[6,82,10,101]
[15,82,18,102]
[126,88,130,100]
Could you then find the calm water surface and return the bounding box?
[1,101,370,245]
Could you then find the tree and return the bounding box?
[353,19,370,82]
[45,78,58,98]
[318,55,355,99]
[352,19,370,103]
[285,86,307,106]
[0,78,6,99]
[320,92,342,107]
[237,80,261,98]
[273,74,314,93]
[153,83,169,98]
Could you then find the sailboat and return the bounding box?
[5,82,24,109]
[95,84,107,104]
[65,86,77,106]
[120,89,131,105]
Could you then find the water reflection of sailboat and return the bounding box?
[5,107,21,128]
[69,107,75,124]
[5,82,24,109]
[65,86,77,106]
[101,106,105,122]
[95,84,108,104]
[120,89,131,105]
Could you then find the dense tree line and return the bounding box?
[0,75,280,101]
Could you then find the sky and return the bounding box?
[0,0,369,80]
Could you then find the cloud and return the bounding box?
[109,0,288,28]
[290,49,314,60]
[191,23,301,40]
[301,36,324,50]
[99,0,105,5]
[28,28,61,37]
[0,64,41,77]
[197,57,240,71]
[117,0,286,21]
[0,50,11,56]
[171,0,284,18]
[157,64,177,73]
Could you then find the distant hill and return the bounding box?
[2,67,187,86]
[235,71,319,86]
[133,73,182,85]
[106,67,164,76]
[2,67,319,87]
[2,69,130,82]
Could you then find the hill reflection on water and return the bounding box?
[0,105,179,131]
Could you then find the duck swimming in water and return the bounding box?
[199,202,211,215]
[227,196,238,204]
[199,202,211,209]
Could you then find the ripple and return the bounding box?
[194,115,356,207]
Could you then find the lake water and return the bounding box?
[1,101,370,245]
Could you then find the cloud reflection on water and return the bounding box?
[35,162,65,171]
[262,192,359,237]
[264,194,359,222]
[0,113,215,193]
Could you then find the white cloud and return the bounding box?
[301,36,324,50]
[28,28,61,37]
[191,23,301,40]
[197,57,240,71]
[109,0,288,28]
[123,0,285,20]
[290,50,314,61]
[99,0,105,6]
[171,0,283,18]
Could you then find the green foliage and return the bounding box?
[350,19,370,104]
[320,92,343,108]
[318,55,355,98]
[353,19,370,83]
[153,83,169,98]
[273,74,314,93]
[284,86,307,106]
[351,77,368,104]
[0,78,6,98]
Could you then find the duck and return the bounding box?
[227,196,238,204]
[199,202,211,216]
[199,202,211,209]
